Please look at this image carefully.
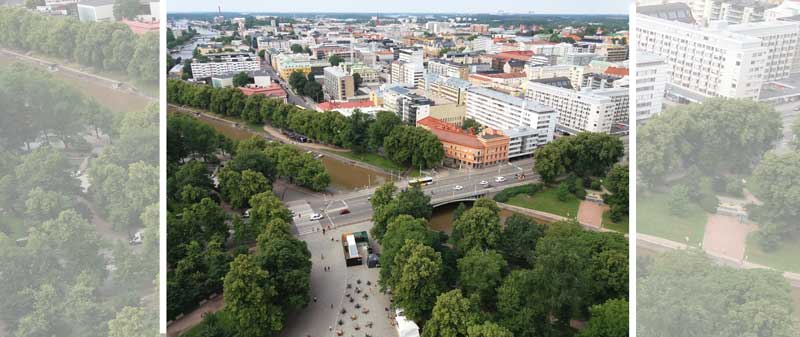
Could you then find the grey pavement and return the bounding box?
[772,101,799,153]
[279,222,397,337]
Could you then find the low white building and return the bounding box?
[77,0,115,22]
[190,53,260,79]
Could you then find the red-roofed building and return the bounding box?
[417,117,509,168]
[239,84,288,103]
[604,67,629,77]
[316,100,379,116]
[121,19,159,35]
[491,50,534,70]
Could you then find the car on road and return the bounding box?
[494,176,506,183]
[479,180,489,186]
[794,106,800,111]
[339,208,350,215]
[310,213,324,221]
[453,185,464,190]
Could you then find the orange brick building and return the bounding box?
[417,117,509,169]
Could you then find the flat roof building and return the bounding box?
[323,66,355,101]
[466,87,556,158]
[525,81,629,134]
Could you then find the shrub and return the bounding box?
[574,187,586,200]
[590,179,602,191]
[557,182,571,201]
[493,183,542,202]
[697,194,719,213]
[725,177,743,197]
[609,205,624,223]
[668,184,689,215]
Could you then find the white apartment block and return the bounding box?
[704,0,769,24]
[724,20,800,81]
[398,48,424,67]
[323,66,354,101]
[191,54,261,79]
[636,13,767,100]
[466,87,557,158]
[427,59,468,79]
[391,61,425,87]
[636,52,670,122]
[525,82,627,134]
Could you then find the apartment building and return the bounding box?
[427,59,469,80]
[724,20,800,81]
[704,0,772,24]
[272,53,331,79]
[390,61,425,87]
[398,48,424,67]
[636,13,767,100]
[190,53,260,79]
[596,44,629,62]
[76,0,114,22]
[383,86,434,123]
[636,52,670,122]
[525,64,576,81]
[323,66,355,101]
[525,82,628,134]
[422,73,471,105]
[466,87,557,158]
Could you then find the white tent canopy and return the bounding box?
[395,309,420,337]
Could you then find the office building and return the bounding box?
[383,86,433,123]
[423,73,471,105]
[466,87,557,158]
[525,81,629,133]
[636,52,670,122]
[637,13,767,100]
[323,66,355,101]
[417,117,510,169]
[427,59,469,80]
[391,61,425,87]
[191,53,260,79]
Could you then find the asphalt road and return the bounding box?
[772,101,799,153]
[261,61,317,110]
[293,159,538,235]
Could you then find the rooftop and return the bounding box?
[467,86,553,112]
[417,117,484,149]
[604,67,630,77]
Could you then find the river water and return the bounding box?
[168,107,393,192]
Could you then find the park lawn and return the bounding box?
[744,234,800,273]
[181,310,234,337]
[637,192,707,246]
[0,214,26,239]
[602,210,629,233]
[793,287,800,323]
[506,187,580,218]
[326,150,406,173]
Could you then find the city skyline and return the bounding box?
[166,0,630,14]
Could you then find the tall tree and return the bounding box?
[223,255,284,337]
[457,249,507,307]
[421,289,478,337]
[391,240,445,322]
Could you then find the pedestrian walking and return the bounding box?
[313,296,317,302]
[323,228,326,235]
[331,303,334,309]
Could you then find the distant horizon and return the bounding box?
[167,11,628,15]
[166,0,629,15]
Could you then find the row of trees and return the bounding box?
[368,182,629,336]
[167,79,445,170]
[167,27,198,49]
[0,65,159,336]
[167,116,313,328]
[638,251,798,336]
[0,8,158,83]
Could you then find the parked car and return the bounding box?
[129,231,143,245]
[310,213,324,221]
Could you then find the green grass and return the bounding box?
[506,187,580,218]
[181,310,233,337]
[0,214,26,239]
[602,210,629,233]
[744,234,800,273]
[326,150,407,173]
[637,192,707,246]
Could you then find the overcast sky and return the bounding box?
[167,0,630,15]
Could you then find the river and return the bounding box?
[428,201,555,233]
[168,106,393,192]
